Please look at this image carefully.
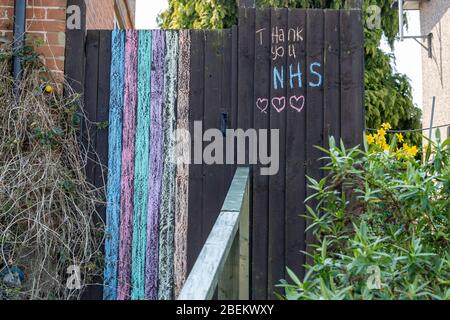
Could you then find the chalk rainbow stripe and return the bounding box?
[145,30,165,300]
[104,29,190,300]
[131,30,152,300]
[158,30,179,300]
[103,29,125,301]
[174,30,190,297]
[117,30,138,300]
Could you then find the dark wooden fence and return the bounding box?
[65,7,364,300]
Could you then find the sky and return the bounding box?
[380,11,423,109]
[136,1,423,108]
[135,0,168,29]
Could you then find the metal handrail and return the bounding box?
[177,167,250,300]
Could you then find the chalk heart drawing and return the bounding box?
[271,97,286,113]
[256,98,269,113]
[289,95,305,112]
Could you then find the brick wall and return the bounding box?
[0,0,67,81]
[0,0,135,82]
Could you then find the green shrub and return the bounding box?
[279,130,449,300]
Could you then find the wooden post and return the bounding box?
[239,176,250,300]
[346,0,363,9]
[218,235,239,300]
[178,168,250,300]
[64,0,87,96]
[237,0,255,8]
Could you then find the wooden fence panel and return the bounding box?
[305,9,325,263]
[65,8,364,301]
[187,30,205,274]
[202,30,226,246]
[285,8,307,284]
[324,10,341,145]
[341,10,364,148]
[252,8,271,300]
[268,8,288,299]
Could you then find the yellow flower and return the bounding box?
[408,145,418,157]
[382,123,392,130]
[367,134,375,145]
[396,133,404,143]
[377,128,386,138]
[401,143,418,158]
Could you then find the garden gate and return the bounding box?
[64,6,364,300]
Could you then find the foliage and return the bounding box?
[0,47,103,299]
[279,131,449,300]
[160,0,238,29]
[161,0,422,147]
[367,122,418,159]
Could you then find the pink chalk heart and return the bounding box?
[271,97,286,113]
[289,95,305,112]
[256,98,269,113]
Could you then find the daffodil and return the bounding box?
[396,133,404,143]
[382,122,392,130]
[367,134,375,145]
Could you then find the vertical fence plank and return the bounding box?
[145,30,166,300]
[85,30,112,300]
[64,0,86,99]
[117,30,138,300]
[221,29,234,190]
[252,8,270,300]
[285,8,307,281]
[131,30,152,300]
[95,31,112,222]
[238,6,255,298]
[103,30,125,301]
[340,10,364,147]
[187,30,205,273]
[202,30,225,251]
[237,8,255,159]
[230,25,239,165]
[174,30,191,297]
[159,31,179,300]
[83,31,99,189]
[268,8,287,299]
[80,30,99,301]
[324,10,341,145]
[305,10,325,265]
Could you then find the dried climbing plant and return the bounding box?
[0,47,104,300]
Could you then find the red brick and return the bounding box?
[46,8,66,20]
[27,20,65,32]
[26,8,46,20]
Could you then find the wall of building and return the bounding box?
[420,0,450,140]
[0,0,68,81]
[0,0,135,82]
[86,0,115,29]
[86,0,135,30]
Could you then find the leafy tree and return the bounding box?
[160,0,237,29]
[161,0,422,146]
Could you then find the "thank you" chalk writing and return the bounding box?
[255,25,322,114]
